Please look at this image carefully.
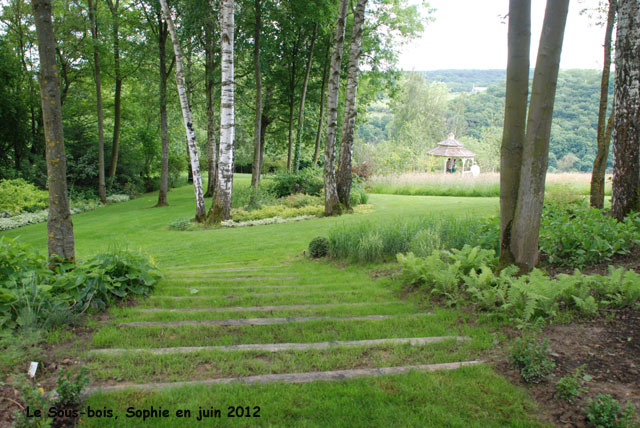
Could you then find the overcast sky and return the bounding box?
[398,0,606,71]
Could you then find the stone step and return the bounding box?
[89,336,469,355]
[179,276,297,282]
[149,290,369,299]
[117,314,422,327]
[82,361,483,396]
[136,302,402,313]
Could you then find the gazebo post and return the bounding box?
[443,158,447,174]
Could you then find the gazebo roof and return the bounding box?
[427,133,476,158]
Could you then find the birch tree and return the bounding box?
[500,0,570,272]
[32,0,75,262]
[590,0,617,209]
[208,0,235,223]
[324,0,349,216]
[337,0,368,207]
[205,8,218,197]
[87,0,106,204]
[611,0,640,220]
[158,0,207,221]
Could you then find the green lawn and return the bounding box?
[2,176,548,427]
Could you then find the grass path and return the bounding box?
[2,177,547,427]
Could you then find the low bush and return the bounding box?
[281,193,323,208]
[169,217,194,231]
[556,365,590,402]
[540,197,640,267]
[230,204,323,222]
[397,246,640,325]
[586,394,638,428]
[0,238,161,329]
[106,194,130,203]
[309,237,329,258]
[231,186,278,210]
[268,168,323,198]
[510,336,555,383]
[328,215,491,263]
[0,178,49,216]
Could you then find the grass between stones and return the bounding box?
[1,175,548,427]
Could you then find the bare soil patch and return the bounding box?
[492,308,640,428]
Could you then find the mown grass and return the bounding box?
[84,366,546,428]
[368,172,611,198]
[1,175,549,428]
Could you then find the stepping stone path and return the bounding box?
[86,260,482,394]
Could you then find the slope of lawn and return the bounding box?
[1,176,550,428]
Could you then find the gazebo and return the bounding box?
[427,133,476,173]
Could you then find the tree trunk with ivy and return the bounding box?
[208,0,235,223]
[205,15,218,198]
[590,0,617,209]
[32,0,75,263]
[159,0,206,221]
[313,43,330,167]
[611,0,640,221]
[323,0,349,216]
[337,0,368,208]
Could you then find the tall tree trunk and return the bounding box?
[590,0,617,209]
[499,0,531,268]
[251,0,263,189]
[510,0,570,272]
[156,14,170,207]
[32,0,75,263]
[259,88,274,172]
[106,0,122,178]
[313,42,331,167]
[611,0,640,220]
[185,44,194,183]
[287,30,301,172]
[87,0,106,204]
[159,0,207,222]
[324,0,349,216]
[205,16,218,198]
[208,0,235,224]
[294,23,318,174]
[337,0,368,207]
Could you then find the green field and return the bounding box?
[2,175,548,427]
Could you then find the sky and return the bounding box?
[398,0,606,71]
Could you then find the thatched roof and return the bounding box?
[427,133,476,158]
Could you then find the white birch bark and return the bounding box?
[209,0,235,223]
[158,0,206,222]
[324,0,349,216]
[337,0,368,207]
[611,0,640,220]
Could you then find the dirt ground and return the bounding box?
[493,307,640,428]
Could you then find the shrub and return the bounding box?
[556,365,590,402]
[269,168,323,197]
[231,185,277,210]
[55,367,89,407]
[231,204,323,222]
[510,336,555,383]
[539,198,640,267]
[586,394,638,428]
[169,217,194,231]
[309,237,329,258]
[0,238,161,329]
[281,193,322,208]
[106,194,130,203]
[397,245,640,325]
[0,178,48,216]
